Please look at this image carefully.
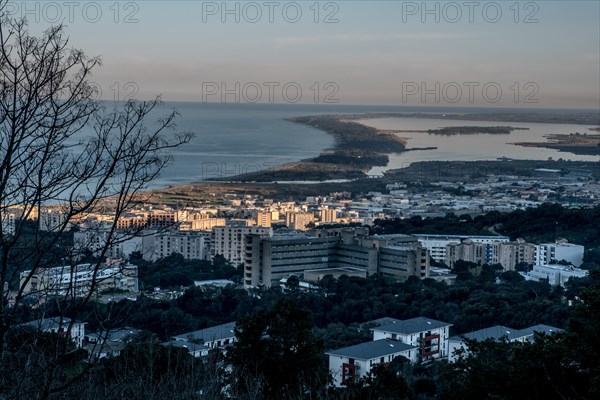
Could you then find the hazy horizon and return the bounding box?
[14,1,600,109]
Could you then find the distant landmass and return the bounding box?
[199,110,600,183]
[209,115,408,182]
[343,112,600,125]
[513,133,600,156]
[426,126,529,135]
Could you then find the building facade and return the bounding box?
[327,339,417,387]
[243,231,430,289]
[524,264,588,286]
[371,317,452,362]
[212,226,273,266]
[415,234,510,264]
[535,240,584,267]
[20,262,139,301]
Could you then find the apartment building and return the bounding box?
[535,240,584,267]
[19,262,139,301]
[254,211,272,228]
[285,211,315,231]
[327,316,452,387]
[212,225,273,266]
[415,234,510,264]
[327,339,417,387]
[493,239,536,270]
[371,317,452,361]
[74,230,143,260]
[319,207,338,224]
[179,218,226,231]
[143,231,209,262]
[39,208,71,232]
[445,240,487,268]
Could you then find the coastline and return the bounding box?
[205,115,409,182]
[203,111,599,183]
[148,158,600,204]
[512,133,600,156]
[143,111,600,200]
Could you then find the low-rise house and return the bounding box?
[173,321,236,350]
[515,324,562,342]
[522,264,588,287]
[162,340,210,358]
[448,324,562,362]
[371,317,452,361]
[83,327,145,361]
[84,341,127,361]
[84,327,144,345]
[326,339,417,387]
[17,317,86,348]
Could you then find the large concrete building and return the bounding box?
[243,230,429,289]
[379,245,429,280]
[244,234,340,288]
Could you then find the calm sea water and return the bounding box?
[144,102,599,187]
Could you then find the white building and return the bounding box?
[173,322,236,351]
[448,324,561,362]
[415,234,509,264]
[524,264,588,287]
[143,231,209,262]
[327,339,417,387]
[371,317,452,361]
[212,226,272,266]
[1,208,20,236]
[19,262,139,301]
[18,317,86,348]
[74,230,143,260]
[162,340,210,358]
[39,208,71,232]
[535,241,584,267]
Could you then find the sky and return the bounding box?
[11,0,600,109]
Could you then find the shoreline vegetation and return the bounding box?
[512,133,600,156]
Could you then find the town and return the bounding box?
[5,164,596,398]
